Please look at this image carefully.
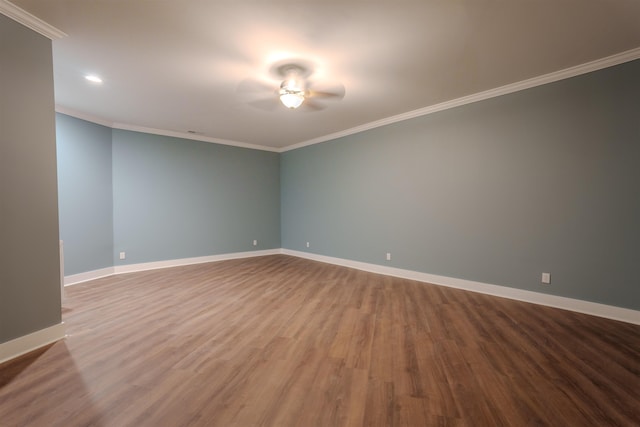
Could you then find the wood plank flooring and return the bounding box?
[1,254,639,426]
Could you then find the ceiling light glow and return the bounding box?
[278,71,305,109]
[85,75,103,84]
[280,91,304,109]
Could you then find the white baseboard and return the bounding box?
[0,323,66,365]
[65,266,116,286]
[281,249,640,325]
[113,249,282,274]
[64,249,282,285]
[61,248,639,325]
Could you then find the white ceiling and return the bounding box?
[7,0,640,150]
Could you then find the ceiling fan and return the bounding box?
[239,60,345,111]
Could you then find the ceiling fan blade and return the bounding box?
[248,98,281,111]
[237,78,276,94]
[306,81,345,100]
[300,99,327,111]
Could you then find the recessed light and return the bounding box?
[85,75,103,84]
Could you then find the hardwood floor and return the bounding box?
[1,255,638,426]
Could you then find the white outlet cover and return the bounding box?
[541,272,551,284]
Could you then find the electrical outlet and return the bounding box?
[386,252,391,261]
[306,242,310,248]
[541,272,551,284]
[119,252,126,260]
[253,239,257,246]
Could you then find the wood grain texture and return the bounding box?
[1,255,638,426]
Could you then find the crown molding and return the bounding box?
[282,47,640,152]
[55,105,115,128]
[112,122,280,153]
[56,47,640,154]
[55,105,279,152]
[0,0,66,40]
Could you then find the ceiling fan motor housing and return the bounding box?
[278,65,306,108]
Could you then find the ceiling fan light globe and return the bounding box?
[280,92,305,109]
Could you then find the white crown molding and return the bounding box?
[112,122,280,153]
[0,0,66,40]
[0,322,66,365]
[54,106,279,152]
[281,249,640,325]
[282,47,640,152]
[55,47,640,154]
[55,105,115,128]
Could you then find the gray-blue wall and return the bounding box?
[56,59,639,311]
[56,121,281,270]
[56,114,113,275]
[281,60,640,310]
[1,15,61,343]
[112,130,281,264]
